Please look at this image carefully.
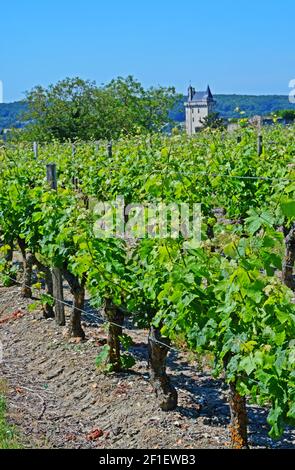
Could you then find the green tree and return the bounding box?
[23,77,99,142]
[142,86,181,132]
[106,75,180,134]
[201,112,225,130]
[21,76,180,142]
[277,109,295,122]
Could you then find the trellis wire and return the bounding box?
[3,274,179,353]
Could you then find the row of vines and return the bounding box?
[0,126,295,448]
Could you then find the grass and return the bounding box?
[0,384,22,449]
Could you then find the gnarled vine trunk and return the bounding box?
[22,252,34,298]
[18,237,33,299]
[104,299,124,372]
[70,286,85,339]
[32,256,55,319]
[282,224,295,291]
[63,269,85,339]
[52,268,65,326]
[148,326,178,411]
[43,266,55,319]
[224,354,248,448]
[4,238,16,286]
[228,381,249,449]
[5,243,13,264]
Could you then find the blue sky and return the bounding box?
[1,0,295,102]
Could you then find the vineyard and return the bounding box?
[0,126,295,449]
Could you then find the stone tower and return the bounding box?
[185,85,214,135]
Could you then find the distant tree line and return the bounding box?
[216,95,295,120]
[0,102,27,131]
[2,85,295,138]
[277,109,295,121]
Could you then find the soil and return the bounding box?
[0,285,294,449]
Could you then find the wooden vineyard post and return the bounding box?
[33,141,38,159]
[257,134,263,156]
[46,163,66,326]
[107,141,113,158]
[46,164,57,190]
[282,223,295,291]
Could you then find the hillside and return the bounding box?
[215,94,295,119]
[1,95,295,131]
[172,94,295,122]
[0,101,27,131]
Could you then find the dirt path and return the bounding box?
[0,286,294,449]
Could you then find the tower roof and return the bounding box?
[189,85,213,102]
[206,85,213,99]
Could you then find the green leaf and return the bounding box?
[120,353,136,370]
[247,218,262,235]
[287,403,295,420]
[267,405,284,438]
[28,302,39,312]
[239,355,256,375]
[119,334,134,350]
[95,345,110,368]
[32,212,43,222]
[223,242,237,258]
[281,199,295,218]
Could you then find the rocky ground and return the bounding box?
[0,285,294,449]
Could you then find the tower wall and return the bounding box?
[185,101,211,135]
